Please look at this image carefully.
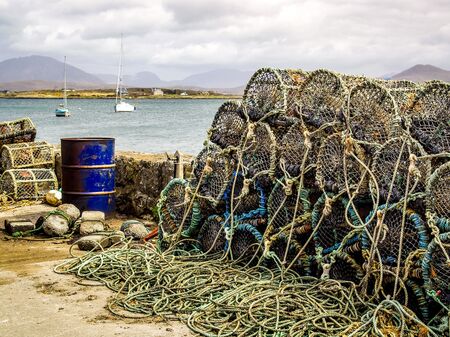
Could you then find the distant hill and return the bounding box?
[98,69,252,93]
[0,55,252,93]
[390,64,450,82]
[0,55,104,86]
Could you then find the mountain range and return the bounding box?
[0,55,448,93]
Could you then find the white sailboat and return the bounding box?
[55,56,70,117]
[115,35,135,112]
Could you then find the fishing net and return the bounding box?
[243,68,307,122]
[347,80,399,146]
[316,132,368,193]
[222,172,267,222]
[191,142,233,204]
[423,232,450,308]
[296,69,347,131]
[311,194,361,256]
[266,179,311,236]
[197,214,226,254]
[426,161,450,228]
[158,178,199,241]
[0,117,36,146]
[241,122,277,186]
[408,81,450,155]
[371,137,430,202]
[322,251,364,284]
[382,80,418,116]
[0,141,54,172]
[266,232,310,274]
[208,101,247,149]
[362,205,429,274]
[0,168,58,200]
[277,121,320,184]
[228,223,263,262]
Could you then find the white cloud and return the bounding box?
[0,0,448,79]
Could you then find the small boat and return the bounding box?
[115,34,135,112]
[55,56,70,117]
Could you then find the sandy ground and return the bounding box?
[0,205,193,337]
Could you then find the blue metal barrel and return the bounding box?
[61,137,115,216]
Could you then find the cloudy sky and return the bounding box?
[0,0,449,79]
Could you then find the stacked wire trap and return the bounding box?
[57,68,449,337]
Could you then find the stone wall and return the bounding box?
[55,151,192,217]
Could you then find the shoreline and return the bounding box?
[0,95,241,100]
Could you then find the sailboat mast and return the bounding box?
[115,34,123,104]
[63,56,68,108]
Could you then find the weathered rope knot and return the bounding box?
[321,263,331,279]
[303,130,312,150]
[344,136,354,156]
[323,195,332,217]
[184,186,192,204]
[240,179,252,197]
[246,123,255,141]
[203,157,213,175]
[284,179,294,196]
[408,153,421,178]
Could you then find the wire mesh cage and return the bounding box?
[208,101,247,149]
[277,121,320,184]
[0,118,36,146]
[407,81,450,155]
[267,179,311,237]
[243,68,308,122]
[223,172,267,222]
[267,232,310,274]
[346,80,399,147]
[426,161,450,228]
[0,168,57,200]
[241,122,277,186]
[422,232,450,308]
[370,137,431,202]
[197,214,226,254]
[296,69,347,131]
[158,178,194,238]
[311,194,361,256]
[381,80,418,116]
[191,142,233,204]
[316,132,368,193]
[361,205,429,273]
[323,251,364,284]
[228,223,263,262]
[0,141,55,172]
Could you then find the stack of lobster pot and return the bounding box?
[0,118,58,201]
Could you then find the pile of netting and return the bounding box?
[58,68,449,336]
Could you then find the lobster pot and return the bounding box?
[0,169,58,200]
[0,141,54,171]
[0,118,36,146]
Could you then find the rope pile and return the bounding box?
[60,68,449,336]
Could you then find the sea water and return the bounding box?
[0,98,231,155]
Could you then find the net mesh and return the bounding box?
[278,121,320,183]
[326,252,363,284]
[197,215,226,254]
[408,81,450,154]
[347,80,398,146]
[0,118,36,146]
[243,68,307,121]
[362,206,429,268]
[267,180,310,236]
[296,69,347,131]
[426,161,450,222]
[316,132,368,193]
[241,122,276,186]
[191,143,232,203]
[158,178,192,235]
[423,233,450,306]
[229,223,263,262]
[312,195,359,255]
[0,168,57,200]
[371,137,430,202]
[268,232,308,274]
[0,141,54,171]
[209,101,247,149]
